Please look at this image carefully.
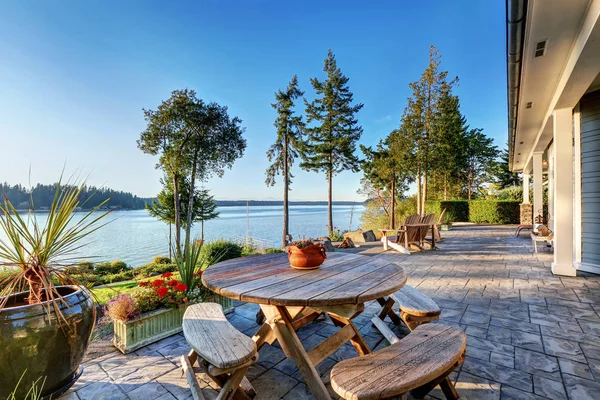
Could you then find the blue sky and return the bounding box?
[0,1,507,201]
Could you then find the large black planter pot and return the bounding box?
[0,286,95,399]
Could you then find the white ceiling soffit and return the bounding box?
[512,0,600,171]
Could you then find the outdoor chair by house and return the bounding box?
[330,323,466,400]
[181,303,258,400]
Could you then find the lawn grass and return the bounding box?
[91,281,139,305]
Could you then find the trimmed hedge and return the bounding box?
[426,200,521,224]
[426,201,469,222]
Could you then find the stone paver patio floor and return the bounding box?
[61,225,600,400]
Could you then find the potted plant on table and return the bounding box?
[287,238,327,270]
[0,181,111,400]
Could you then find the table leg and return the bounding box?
[260,305,331,400]
[376,297,402,325]
[327,313,371,356]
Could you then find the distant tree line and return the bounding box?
[0,183,151,210]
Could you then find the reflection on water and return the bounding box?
[3,205,363,267]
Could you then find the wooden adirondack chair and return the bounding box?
[431,209,446,242]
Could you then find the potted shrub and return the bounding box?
[287,238,327,270]
[0,181,111,399]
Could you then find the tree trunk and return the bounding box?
[422,169,428,215]
[201,220,204,241]
[185,149,199,253]
[168,223,172,259]
[467,168,472,200]
[327,166,333,234]
[173,174,181,255]
[390,175,396,228]
[417,167,422,215]
[283,133,289,247]
[444,174,448,201]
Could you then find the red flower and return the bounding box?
[195,270,204,277]
[152,279,165,287]
[156,287,169,297]
[162,271,173,278]
[139,281,149,287]
[168,280,178,287]
[174,282,188,292]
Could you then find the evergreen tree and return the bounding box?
[463,128,498,199]
[196,187,219,241]
[303,50,363,231]
[265,75,305,246]
[493,143,522,189]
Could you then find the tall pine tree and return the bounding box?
[265,75,305,246]
[303,50,363,232]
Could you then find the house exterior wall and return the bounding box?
[580,89,600,269]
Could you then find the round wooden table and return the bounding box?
[202,252,407,400]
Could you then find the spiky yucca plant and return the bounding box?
[0,180,111,317]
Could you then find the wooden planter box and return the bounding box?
[113,295,233,354]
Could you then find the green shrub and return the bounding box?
[135,262,177,278]
[98,270,135,284]
[469,200,520,224]
[201,240,243,266]
[94,260,131,275]
[153,256,171,264]
[425,201,469,222]
[264,248,284,254]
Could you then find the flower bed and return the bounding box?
[107,271,232,353]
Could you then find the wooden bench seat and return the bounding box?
[330,324,466,400]
[181,303,258,400]
[392,285,441,331]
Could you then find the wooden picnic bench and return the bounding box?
[202,252,407,400]
[181,303,258,400]
[330,323,466,400]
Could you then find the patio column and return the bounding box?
[523,174,530,204]
[533,152,544,225]
[552,108,576,277]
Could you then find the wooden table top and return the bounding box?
[202,252,407,307]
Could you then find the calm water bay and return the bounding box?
[11,205,363,267]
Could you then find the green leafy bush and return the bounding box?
[469,200,520,224]
[99,270,135,284]
[153,256,171,264]
[426,201,469,222]
[94,260,131,275]
[135,262,177,278]
[264,248,284,254]
[201,240,243,266]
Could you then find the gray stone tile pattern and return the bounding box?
[60,225,600,399]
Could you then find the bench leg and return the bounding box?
[216,365,250,400]
[181,355,206,400]
[410,354,464,400]
[328,313,371,356]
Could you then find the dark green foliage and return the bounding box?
[153,256,172,264]
[135,262,178,278]
[426,201,470,222]
[263,248,284,254]
[99,270,134,284]
[0,182,149,210]
[493,144,522,189]
[425,200,520,224]
[469,201,520,224]
[303,50,363,229]
[93,260,130,275]
[201,240,243,266]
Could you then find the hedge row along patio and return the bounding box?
[426,200,521,224]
